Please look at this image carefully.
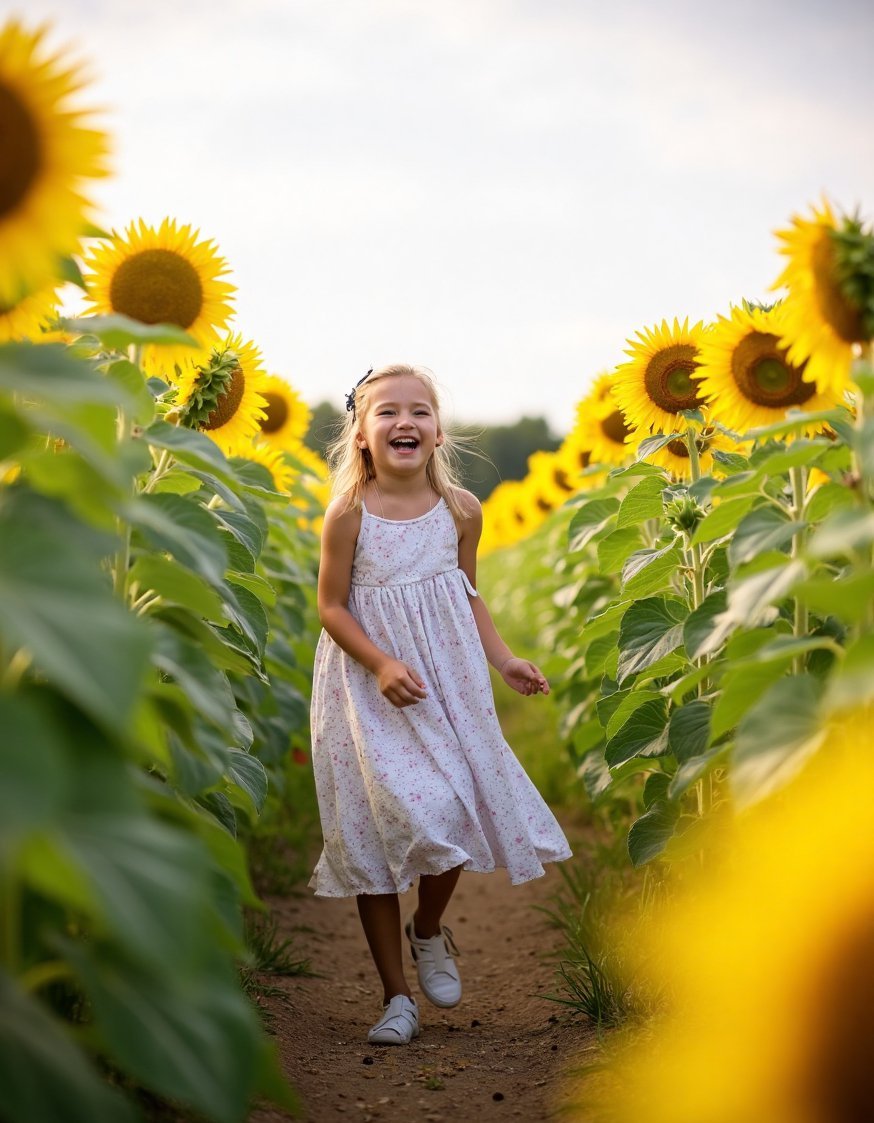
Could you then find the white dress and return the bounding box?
[308,496,572,897]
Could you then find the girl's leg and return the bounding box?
[356,893,413,1004]
[413,865,463,938]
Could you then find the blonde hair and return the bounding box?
[326,363,473,521]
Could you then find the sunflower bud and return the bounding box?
[664,489,706,533]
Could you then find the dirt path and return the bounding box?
[249,857,593,1122]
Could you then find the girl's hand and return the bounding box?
[377,659,427,708]
[499,657,550,697]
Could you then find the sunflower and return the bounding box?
[175,333,267,455]
[525,449,576,514]
[82,217,235,376]
[576,704,874,1123]
[0,280,58,341]
[234,439,295,494]
[697,304,843,436]
[773,200,869,397]
[255,374,311,451]
[631,423,732,480]
[0,20,109,304]
[568,372,633,468]
[613,318,707,434]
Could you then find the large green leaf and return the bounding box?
[690,496,756,545]
[604,698,670,767]
[568,497,619,552]
[683,589,727,659]
[621,543,683,598]
[732,675,826,807]
[617,596,686,683]
[627,799,679,867]
[668,700,711,762]
[62,313,198,350]
[151,623,238,731]
[225,748,268,816]
[140,420,239,484]
[0,342,129,405]
[0,973,136,1123]
[129,554,226,621]
[0,490,152,730]
[793,570,874,625]
[604,688,662,740]
[126,492,229,586]
[695,560,807,658]
[616,476,666,528]
[0,695,69,843]
[808,508,874,558]
[728,506,805,568]
[65,942,266,1123]
[597,526,643,575]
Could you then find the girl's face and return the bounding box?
[356,375,443,476]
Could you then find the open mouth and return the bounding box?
[390,437,419,451]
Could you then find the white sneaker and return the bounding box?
[367,994,420,1045]
[404,918,462,1008]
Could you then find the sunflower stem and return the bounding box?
[141,447,173,495]
[0,866,20,974]
[684,425,702,485]
[19,959,74,993]
[789,464,809,671]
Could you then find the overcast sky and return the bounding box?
[18,0,874,432]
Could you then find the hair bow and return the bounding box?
[345,368,374,420]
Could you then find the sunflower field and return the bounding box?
[1,19,325,1122]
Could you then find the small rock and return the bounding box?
[492,1091,505,1101]
[470,1019,481,1028]
[551,1044,558,1051]
[362,1056,375,1066]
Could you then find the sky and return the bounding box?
[16,0,874,432]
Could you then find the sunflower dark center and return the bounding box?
[805,908,874,1123]
[731,332,815,408]
[600,409,631,444]
[667,438,690,458]
[204,366,244,430]
[0,81,42,219]
[109,248,204,328]
[553,467,574,492]
[811,230,866,344]
[535,496,553,512]
[667,427,714,459]
[260,391,288,434]
[643,345,702,413]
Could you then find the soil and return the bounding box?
[248,850,595,1123]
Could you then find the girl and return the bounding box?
[309,363,572,1045]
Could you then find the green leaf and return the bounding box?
[62,313,198,350]
[0,490,152,731]
[140,420,238,483]
[748,440,830,480]
[744,407,848,440]
[129,554,226,620]
[690,496,756,545]
[0,695,69,843]
[65,943,264,1123]
[732,675,826,807]
[668,745,724,799]
[0,342,128,405]
[808,508,874,558]
[627,799,679,867]
[126,493,229,586]
[683,589,727,660]
[225,748,268,815]
[805,481,856,523]
[568,497,620,552]
[824,634,874,712]
[226,570,277,607]
[604,688,662,740]
[0,401,31,459]
[104,359,155,427]
[728,506,804,568]
[695,561,807,658]
[643,771,671,807]
[617,597,686,683]
[597,526,643,575]
[794,570,874,625]
[621,543,683,598]
[582,601,630,643]
[0,972,137,1123]
[616,476,667,528]
[215,509,265,560]
[635,432,680,461]
[668,700,711,763]
[604,697,670,767]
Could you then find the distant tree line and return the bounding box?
[304,401,561,501]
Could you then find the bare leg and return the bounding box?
[356,893,413,1004]
[413,865,463,938]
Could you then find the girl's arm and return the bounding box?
[456,493,549,697]
[318,498,427,708]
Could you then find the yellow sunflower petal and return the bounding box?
[175,332,267,455]
[81,216,235,376]
[0,20,109,303]
[568,373,633,468]
[631,423,734,480]
[772,199,866,397]
[233,439,295,494]
[697,304,843,437]
[0,279,59,341]
[613,318,708,433]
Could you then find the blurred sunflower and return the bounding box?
[0,20,109,304]
[569,373,632,467]
[579,704,874,1123]
[0,280,58,341]
[82,217,235,376]
[773,200,870,397]
[175,333,267,455]
[697,304,842,436]
[234,439,294,494]
[613,318,707,433]
[256,374,311,450]
[553,430,593,491]
[632,424,731,480]
[525,449,576,514]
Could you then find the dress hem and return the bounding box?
[308,847,573,899]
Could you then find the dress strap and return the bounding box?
[458,569,479,598]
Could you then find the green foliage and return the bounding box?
[0,338,319,1121]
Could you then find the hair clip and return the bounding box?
[345,368,374,420]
